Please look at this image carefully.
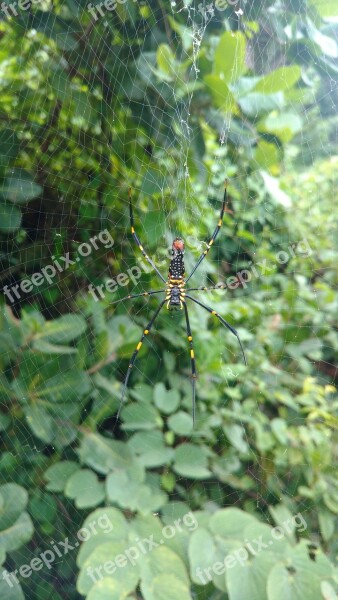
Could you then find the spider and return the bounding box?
[113,182,247,425]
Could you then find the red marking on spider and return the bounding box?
[173,238,184,251]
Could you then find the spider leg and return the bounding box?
[111,289,166,306]
[116,299,166,420]
[186,294,247,366]
[186,284,227,293]
[129,189,166,283]
[185,180,228,284]
[183,301,197,427]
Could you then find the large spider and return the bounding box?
[114,182,247,425]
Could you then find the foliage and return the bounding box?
[0,0,337,599]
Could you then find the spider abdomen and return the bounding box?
[166,278,186,310]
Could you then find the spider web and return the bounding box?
[1,0,338,598]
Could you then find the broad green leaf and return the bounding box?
[77,508,129,568]
[128,431,174,468]
[154,383,180,414]
[0,512,34,553]
[140,546,190,599]
[32,340,78,354]
[253,140,281,173]
[227,551,276,600]
[106,471,167,514]
[214,31,247,82]
[44,461,79,492]
[0,169,42,204]
[0,484,28,530]
[77,541,140,596]
[238,92,284,117]
[209,508,257,539]
[78,432,136,474]
[189,528,217,584]
[204,75,238,113]
[157,44,176,77]
[35,370,91,402]
[141,573,192,600]
[261,171,292,207]
[254,66,301,93]
[121,402,162,431]
[167,411,193,435]
[173,444,211,479]
[87,578,132,600]
[0,570,25,600]
[34,314,87,343]
[24,404,54,444]
[310,0,338,16]
[65,469,105,509]
[258,112,303,142]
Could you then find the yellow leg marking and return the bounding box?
[131,226,135,233]
[139,245,144,252]
[188,335,192,341]
[212,310,217,315]
[218,219,222,226]
[136,342,142,350]
[204,250,208,255]
[144,329,149,334]
[190,349,195,358]
[209,239,214,246]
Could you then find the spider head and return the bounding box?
[172,237,185,255]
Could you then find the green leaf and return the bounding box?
[44,460,79,492]
[209,508,257,539]
[189,528,217,584]
[321,581,338,600]
[310,0,338,16]
[154,383,180,414]
[0,484,28,530]
[65,469,105,509]
[0,169,42,204]
[34,314,87,343]
[35,370,91,402]
[128,431,174,468]
[261,171,292,207]
[32,340,78,354]
[167,411,193,435]
[78,432,135,474]
[23,404,54,443]
[258,112,303,143]
[77,508,129,568]
[77,541,140,596]
[227,551,276,600]
[0,512,34,553]
[214,31,247,82]
[86,578,133,600]
[157,44,176,78]
[106,471,167,514]
[0,202,21,233]
[0,569,25,600]
[173,444,211,479]
[121,402,162,431]
[140,546,190,600]
[204,75,238,112]
[254,66,302,93]
[253,140,281,172]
